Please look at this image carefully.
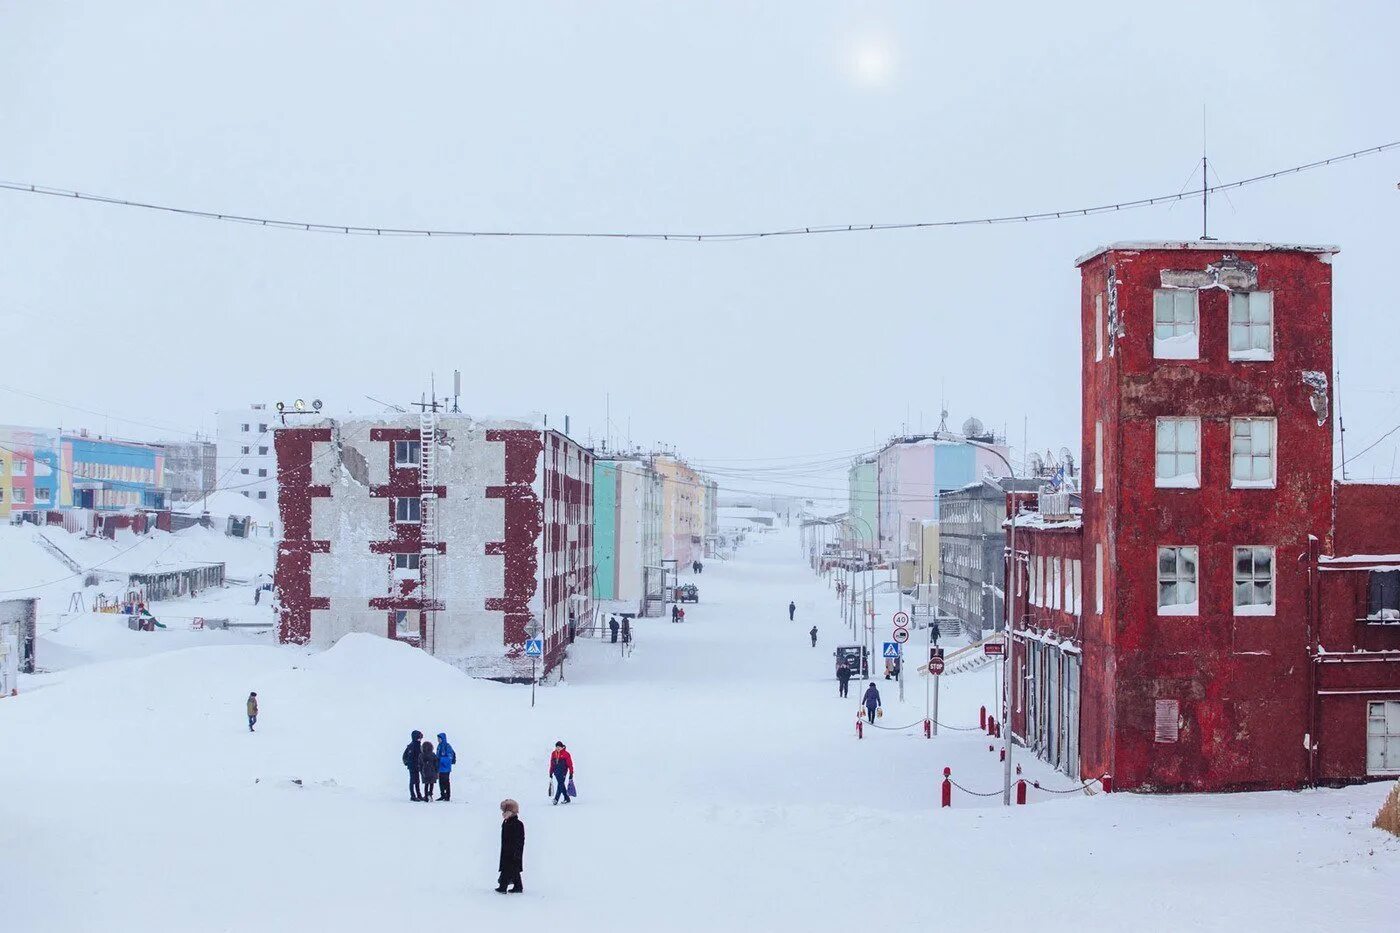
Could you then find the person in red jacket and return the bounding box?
[549,741,574,806]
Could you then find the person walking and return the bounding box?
[403,729,424,801]
[621,617,631,644]
[436,732,456,802]
[862,682,881,724]
[671,604,680,623]
[246,692,258,732]
[609,616,620,643]
[931,619,941,647]
[496,799,525,893]
[419,739,439,802]
[549,741,574,806]
[836,660,852,698]
[809,625,818,647]
[788,601,796,621]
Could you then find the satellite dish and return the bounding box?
[275,401,285,412]
[1029,452,1045,475]
[312,399,323,411]
[294,399,307,411]
[962,416,985,438]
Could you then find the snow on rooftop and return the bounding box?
[1005,508,1083,531]
[1075,241,1340,266]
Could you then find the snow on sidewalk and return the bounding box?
[0,528,1396,932]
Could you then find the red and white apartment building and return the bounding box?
[1005,241,1400,791]
[275,413,593,680]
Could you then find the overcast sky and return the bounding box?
[2,2,1397,501]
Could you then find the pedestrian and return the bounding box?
[246,692,258,732]
[496,799,525,894]
[609,615,620,643]
[419,739,439,802]
[862,682,881,724]
[789,601,796,621]
[809,625,818,647]
[549,741,574,806]
[403,730,424,801]
[436,732,456,802]
[621,617,631,644]
[671,604,680,623]
[931,619,941,647]
[677,607,685,622]
[697,562,703,574]
[836,659,852,698]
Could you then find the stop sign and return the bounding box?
[929,656,945,675]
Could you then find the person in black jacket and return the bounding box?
[403,729,424,801]
[809,625,818,647]
[496,798,525,893]
[789,601,796,621]
[419,740,439,802]
[609,616,620,643]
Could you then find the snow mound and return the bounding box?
[304,632,480,694]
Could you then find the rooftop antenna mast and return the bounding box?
[1200,106,1215,241]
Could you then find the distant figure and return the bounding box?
[609,616,620,643]
[836,660,852,698]
[496,799,525,893]
[697,562,703,574]
[809,625,818,647]
[671,604,680,623]
[789,601,796,621]
[420,740,439,802]
[403,729,424,801]
[931,620,941,647]
[436,732,456,802]
[550,741,575,806]
[862,682,881,724]
[246,692,258,732]
[621,617,631,644]
[677,607,685,623]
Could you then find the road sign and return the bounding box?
[892,627,910,644]
[524,639,544,657]
[929,656,945,675]
[882,642,901,659]
[892,610,910,627]
[984,638,1005,657]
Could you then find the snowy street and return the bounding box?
[1,527,1396,932]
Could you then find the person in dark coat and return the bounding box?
[836,660,852,698]
[436,732,456,802]
[671,604,680,623]
[931,620,941,646]
[246,692,258,732]
[403,729,424,801]
[609,616,620,643]
[862,682,881,723]
[788,601,796,621]
[496,799,525,893]
[809,625,818,647]
[621,617,631,644]
[419,740,439,802]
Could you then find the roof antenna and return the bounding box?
[1200,105,1215,241]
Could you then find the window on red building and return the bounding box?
[395,497,421,523]
[1367,571,1400,622]
[1153,289,1199,359]
[395,441,421,466]
[1155,417,1200,488]
[1229,291,1274,361]
[1233,546,1275,615]
[1158,546,1198,615]
[1231,418,1276,488]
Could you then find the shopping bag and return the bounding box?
[548,781,554,799]
[876,707,884,719]
[567,778,577,799]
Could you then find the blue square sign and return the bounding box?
[524,639,544,657]
[882,642,900,659]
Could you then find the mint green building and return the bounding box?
[847,456,878,552]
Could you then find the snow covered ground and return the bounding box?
[2,528,1397,931]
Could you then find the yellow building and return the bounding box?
[653,454,705,566]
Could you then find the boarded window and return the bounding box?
[1154,699,1180,743]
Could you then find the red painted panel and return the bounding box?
[274,427,334,644]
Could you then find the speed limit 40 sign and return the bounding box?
[892,610,910,627]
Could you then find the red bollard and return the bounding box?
[941,767,952,808]
[979,705,987,729]
[923,719,931,739]
[999,747,1006,762]
[1101,773,1113,794]
[856,717,863,739]
[1016,779,1027,805]
[986,715,995,736]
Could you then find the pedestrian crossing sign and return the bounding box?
[525,639,544,657]
[882,642,900,659]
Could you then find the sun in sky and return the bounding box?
[848,34,896,87]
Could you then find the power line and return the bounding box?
[1,140,1395,242]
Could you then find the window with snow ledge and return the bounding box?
[1368,570,1400,621]
[1231,418,1276,488]
[1158,545,1198,615]
[395,497,422,523]
[1153,289,1199,360]
[1155,417,1200,488]
[1233,546,1275,616]
[1229,291,1274,361]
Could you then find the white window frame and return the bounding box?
[12,460,26,476]
[1155,417,1201,489]
[1094,421,1104,492]
[1233,545,1275,616]
[1157,545,1199,616]
[240,423,250,432]
[1229,291,1274,362]
[257,491,267,500]
[394,440,421,466]
[1095,293,1104,362]
[241,446,250,455]
[1368,701,1400,776]
[11,487,25,503]
[1231,418,1277,489]
[395,497,421,524]
[1071,559,1082,616]
[1153,289,1200,360]
[394,552,421,571]
[1050,558,1062,610]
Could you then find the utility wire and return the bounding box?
[1,140,1395,242]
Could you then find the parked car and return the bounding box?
[676,584,699,603]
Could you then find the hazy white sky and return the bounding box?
[2,2,1397,500]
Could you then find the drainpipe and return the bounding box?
[1303,536,1321,787]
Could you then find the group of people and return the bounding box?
[608,615,632,642]
[670,604,686,623]
[402,730,458,802]
[690,560,705,574]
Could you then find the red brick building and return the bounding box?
[1005,240,1400,792]
[275,414,592,680]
